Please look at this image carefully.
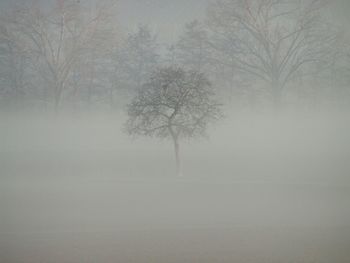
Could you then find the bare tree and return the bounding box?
[171,20,210,73]
[7,0,118,110]
[207,0,338,107]
[126,67,222,176]
[113,25,160,96]
[68,1,119,109]
[0,18,26,105]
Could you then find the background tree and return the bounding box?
[4,0,118,110]
[113,25,159,98]
[126,67,222,176]
[171,20,210,73]
[207,0,338,107]
[68,1,119,109]
[167,20,242,105]
[0,18,27,106]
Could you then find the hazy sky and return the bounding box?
[118,0,209,43]
[116,0,350,41]
[0,0,349,41]
[0,0,209,42]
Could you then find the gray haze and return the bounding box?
[1,0,350,262]
[118,0,209,42]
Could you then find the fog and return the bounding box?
[1,0,350,262]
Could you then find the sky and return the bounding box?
[0,0,209,43]
[116,0,350,42]
[117,0,209,43]
[0,0,349,41]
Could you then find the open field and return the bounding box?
[1,111,350,262]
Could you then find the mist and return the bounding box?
[1,0,350,262]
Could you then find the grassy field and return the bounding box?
[1,110,350,262]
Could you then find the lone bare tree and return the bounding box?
[126,67,222,176]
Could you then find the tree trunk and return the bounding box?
[271,79,283,110]
[54,80,64,113]
[173,137,182,177]
[109,87,114,109]
[54,88,61,113]
[273,89,282,109]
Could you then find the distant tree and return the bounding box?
[114,25,159,96]
[70,1,119,109]
[0,19,26,105]
[207,0,338,107]
[126,67,222,176]
[5,0,118,110]
[171,20,210,73]
[312,40,350,106]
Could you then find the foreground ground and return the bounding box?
[1,110,349,262]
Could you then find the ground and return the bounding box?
[1,110,350,263]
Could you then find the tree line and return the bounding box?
[0,0,349,111]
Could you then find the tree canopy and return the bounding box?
[126,66,222,140]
